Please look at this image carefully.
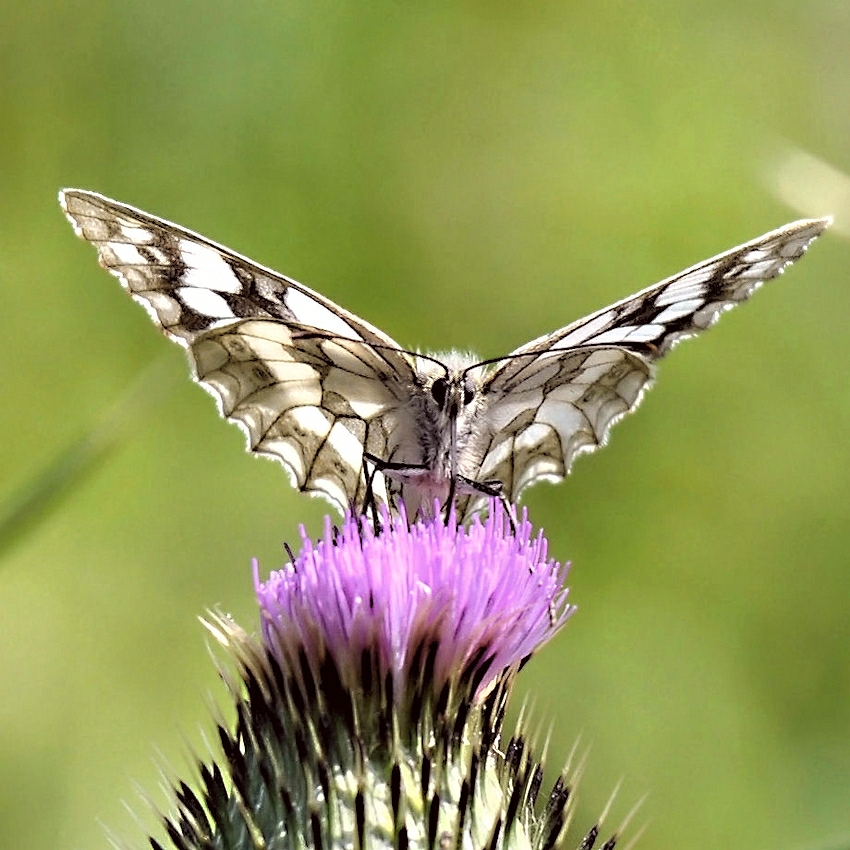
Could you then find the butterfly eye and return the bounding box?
[462,380,475,406]
[430,377,448,408]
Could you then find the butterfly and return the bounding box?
[60,189,828,521]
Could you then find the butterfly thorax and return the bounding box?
[383,354,488,516]
[411,352,488,481]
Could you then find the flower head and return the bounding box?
[256,502,573,713]
[152,504,629,850]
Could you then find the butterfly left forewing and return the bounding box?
[473,218,829,506]
[60,189,423,514]
[59,190,406,349]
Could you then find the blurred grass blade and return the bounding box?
[0,358,180,560]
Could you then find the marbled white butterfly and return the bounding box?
[60,190,828,520]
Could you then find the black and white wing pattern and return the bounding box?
[468,218,830,508]
[61,189,829,521]
[59,189,424,514]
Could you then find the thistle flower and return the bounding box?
[151,504,630,850]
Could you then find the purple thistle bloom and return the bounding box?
[255,502,573,706]
[151,503,631,850]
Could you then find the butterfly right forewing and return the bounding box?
[470,218,830,510]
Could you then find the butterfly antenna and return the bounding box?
[460,348,547,377]
[462,344,627,378]
[290,329,450,374]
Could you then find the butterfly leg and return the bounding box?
[363,451,430,474]
[361,453,392,534]
[444,475,458,526]
[362,451,431,526]
[455,476,518,533]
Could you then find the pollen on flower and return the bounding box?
[255,501,574,709]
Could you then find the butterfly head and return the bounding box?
[429,374,476,419]
[417,352,484,422]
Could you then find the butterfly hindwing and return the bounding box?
[192,318,415,510]
[463,347,651,514]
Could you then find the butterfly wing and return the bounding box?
[60,189,422,514]
[470,218,830,508]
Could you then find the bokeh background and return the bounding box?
[2,3,849,849]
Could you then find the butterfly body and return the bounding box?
[364,352,495,516]
[60,189,829,519]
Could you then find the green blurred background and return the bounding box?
[2,2,849,849]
